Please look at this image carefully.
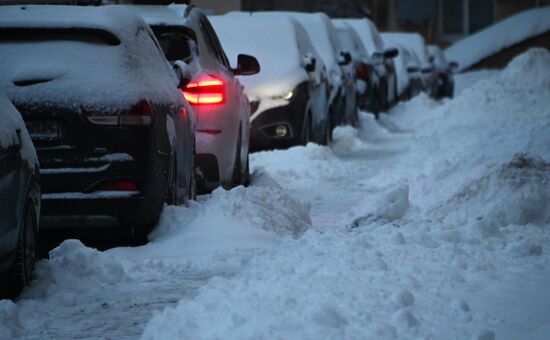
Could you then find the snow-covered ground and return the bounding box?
[2,48,549,340]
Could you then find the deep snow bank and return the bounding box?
[141,48,550,340]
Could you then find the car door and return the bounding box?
[0,129,22,262]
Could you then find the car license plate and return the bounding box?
[26,121,61,140]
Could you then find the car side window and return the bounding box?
[199,16,230,69]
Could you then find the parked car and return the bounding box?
[381,34,423,100]
[334,21,378,114]
[0,91,40,299]
[0,5,196,240]
[336,18,399,113]
[210,15,330,150]
[382,32,438,98]
[228,11,355,131]
[427,45,457,98]
[127,5,258,191]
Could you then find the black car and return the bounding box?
[211,14,332,151]
[0,5,196,240]
[0,91,40,299]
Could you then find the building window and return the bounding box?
[440,0,495,42]
[469,0,494,33]
[441,0,463,35]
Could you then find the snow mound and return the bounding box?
[444,6,550,71]
[0,300,23,339]
[349,183,410,227]
[22,240,129,302]
[499,47,550,88]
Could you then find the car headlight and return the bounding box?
[273,90,293,100]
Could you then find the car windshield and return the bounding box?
[150,26,193,63]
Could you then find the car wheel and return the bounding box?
[232,131,243,187]
[188,154,197,201]
[1,201,38,299]
[241,153,251,187]
[166,155,185,206]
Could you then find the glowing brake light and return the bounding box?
[183,75,225,105]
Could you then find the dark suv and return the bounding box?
[0,5,196,239]
[0,91,40,299]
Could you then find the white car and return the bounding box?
[127,5,259,191]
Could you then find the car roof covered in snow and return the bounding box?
[226,11,343,82]
[0,5,182,112]
[334,21,369,63]
[121,4,189,27]
[0,90,37,168]
[427,45,449,71]
[333,18,385,55]
[381,32,430,68]
[210,15,311,100]
[444,6,550,72]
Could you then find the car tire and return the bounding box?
[0,201,38,299]
[232,129,243,187]
[167,154,185,206]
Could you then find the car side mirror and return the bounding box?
[383,48,399,59]
[421,66,433,74]
[449,61,459,73]
[232,54,260,76]
[173,60,192,89]
[338,51,352,66]
[302,53,317,72]
[371,52,384,66]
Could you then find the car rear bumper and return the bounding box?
[41,192,163,228]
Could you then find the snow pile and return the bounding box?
[22,240,129,304]
[445,6,550,71]
[0,300,23,339]
[0,91,37,168]
[141,48,550,339]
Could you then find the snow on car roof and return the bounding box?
[381,32,430,67]
[444,6,550,72]
[333,18,384,55]
[210,15,309,100]
[0,90,37,168]
[121,4,189,27]
[226,11,343,80]
[334,22,369,63]
[0,5,181,112]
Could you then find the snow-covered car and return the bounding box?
[227,11,356,130]
[210,15,331,150]
[0,91,40,300]
[334,21,380,112]
[125,5,258,192]
[0,5,196,240]
[427,45,457,98]
[382,32,437,98]
[336,18,399,112]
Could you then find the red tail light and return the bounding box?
[183,75,225,105]
[86,100,153,126]
[97,180,137,192]
[356,64,369,79]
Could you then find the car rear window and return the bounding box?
[150,26,193,63]
[0,27,121,45]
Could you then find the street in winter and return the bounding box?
[0,1,549,340]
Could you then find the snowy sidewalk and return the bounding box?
[2,48,550,340]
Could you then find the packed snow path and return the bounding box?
[2,49,550,340]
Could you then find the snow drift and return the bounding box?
[445,6,550,71]
[142,48,550,340]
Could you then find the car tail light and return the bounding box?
[96,180,137,191]
[86,100,153,126]
[356,64,369,79]
[183,75,225,105]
